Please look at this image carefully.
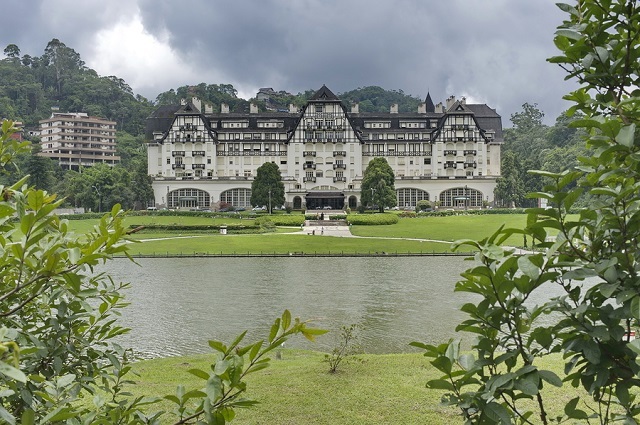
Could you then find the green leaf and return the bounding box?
[0,405,15,425]
[208,340,227,353]
[426,379,454,391]
[616,124,636,147]
[631,297,640,321]
[564,397,588,420]
[205,375,224,402]
[0,362,27,383]
[483,401,512,424]
[539,370,562,387]
[458,353,475,371]
[555,29,583,40]
[281,310,291,330]
[21,409,34,425]
[187,368,210,380]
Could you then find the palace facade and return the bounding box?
[145,86,502,210]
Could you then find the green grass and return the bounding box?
[65,213,539,255]
[128,350,584,425]
[350,214,530,245]
[124,233,458,256]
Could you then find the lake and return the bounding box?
[101,256,564,358]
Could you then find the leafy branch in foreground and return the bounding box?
[413,1,640,423]
[165,310,327,424]
[0,118,327,424]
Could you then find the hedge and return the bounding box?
[346,213,399,225]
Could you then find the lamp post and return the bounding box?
[464,185,468,210]
[92,185,102,213]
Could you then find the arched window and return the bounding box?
[167,188,210,209]
[220,188,252,208]
[397,188,429,208]
[439,187,483,208]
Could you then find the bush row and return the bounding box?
[345,213,399,225]
[128,224,260,231]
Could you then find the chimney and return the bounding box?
[289,104,297,114]
[461,96,466,105]
[191,97,202,112]
[390,104,398,114]
[351,103,359,113]
[204,104,213,114]
[436,102,445,113]
[446,95,456,109]
[221,103,229,114]
[418,103,426,114]
[250,103,258,114]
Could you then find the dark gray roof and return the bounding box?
[466,104,503,140]
[145,104,181,139]
[309,85,340,102]
[425,92,435,113]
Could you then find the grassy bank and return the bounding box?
[67,213,534,256]
[129,350,581,425]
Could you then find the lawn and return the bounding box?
[128,350,583,425]
[65,213,535,255]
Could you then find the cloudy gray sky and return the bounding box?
[2,0,577,126]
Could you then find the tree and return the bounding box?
[0,119,327,424]
[361,157,396,212]
[414,1,640,423]
[251,162,285,213]
[3,44,20,60]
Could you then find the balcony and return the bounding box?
[444,162,456,169]
[333,163,346,170]
[172,151,185,157]
[303,163,316,170]
[192,164,205,169]
[464,162,477,169]
[303,176,316,183]
[172,163,185,169]
[463,150,477,156]
[192,150,206,156]
[444,150,457,156]
[333,177,347,183]
[333,151,346,157]
[303,151,316,157]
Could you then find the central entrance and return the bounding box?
[305,191,345,210]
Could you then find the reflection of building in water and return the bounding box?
[145,86,502,210]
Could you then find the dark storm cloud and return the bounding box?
[136,0,574,123]
[3,0,576,125]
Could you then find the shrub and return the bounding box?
[346,213,399,225]
[267,215,305,226]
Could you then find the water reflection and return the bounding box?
[100,256,564,358]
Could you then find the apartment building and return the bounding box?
[38,112,119,170]
[145,85,502,210]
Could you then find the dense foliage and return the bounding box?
[346,213,399,226]
[414,1,640,423]
[360,158,397,212]
[250,162,285,213]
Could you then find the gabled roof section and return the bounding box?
[447,100,473,114]
[309,85,340,102]
[176,100,200,114]
[425,92,435,113]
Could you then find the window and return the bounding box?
[424,158,431,165]
[166,157,170,164]
[315,104,323,113]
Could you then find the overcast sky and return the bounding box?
[2,0,577,126]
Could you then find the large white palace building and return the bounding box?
[145,86,502,210]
